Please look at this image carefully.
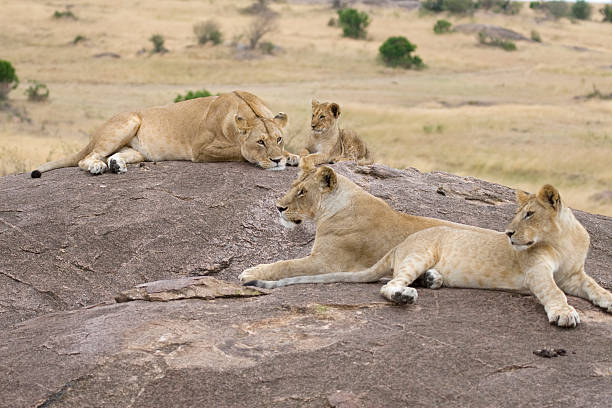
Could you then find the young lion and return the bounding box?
[31,91,299,177]
[300,100,373,167]
[239,163,480,283]
[246,185,612,328]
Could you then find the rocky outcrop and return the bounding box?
[0,162,610,407]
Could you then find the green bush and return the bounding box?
[73,35,86,45]
[0,60,19,100]
[53,8,77,19]
[421,0,444,12]
[194,20,223,45]
[442,0,476,14]
[542,1,570,19]
[25,81,49,102]
[328,17,336,26]
[529,1,541,9]
[601,5,612,22]
[337,8,370,39]
[258,41,275,55]
[478,32,516,51]
[149,34,168,53]
[174,89,212,103]
[379,36,424,69]
[571,0,591,20]
[531,30,542,42]
[433,19,452,34]
[478,0,521,14]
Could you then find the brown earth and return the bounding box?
[0,161,611,408]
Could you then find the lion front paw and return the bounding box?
[547,305,580,328]
[239,265,268,283]
[285,153,300,167]
[380,284,418,305]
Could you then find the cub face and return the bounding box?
[275,165,338,228]
[235,113,289,170]
[505,184,562,251]
[311,100,340,135]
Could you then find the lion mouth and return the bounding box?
[510,239,534,250]
[279,213,302,229]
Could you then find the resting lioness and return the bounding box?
[246,185,612,328]
[31,91,299,177]
[238,163,479,283]
[300,100,373,167]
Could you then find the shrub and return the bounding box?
[73,35,86,45]
[24,81,49,102]
[0,60,19,100]
[529,1,541,9]
[542,1,570,19]
[53,8,77,19]
[433,19,452,34]
[194,20,223,45]
[241,0,274,15]
[442,0,476,15]
[478,32,516,51]
[531,30,542,42]
[379,36,424,69]
[328,17,336,27]
[571,0,591,20]
[337,8,370,39]
[149,34,168,53]
[586,85,612,100]
[332,0,345,9]
[175,89,212,103]
[421,0,445,12]
[259,41,275,55]
[245,12,277,50]
[602,5,612,22]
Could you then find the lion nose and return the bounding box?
[277,206,287,213]
[505,231,514,238]
[271,158,281,164]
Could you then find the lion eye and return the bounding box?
[257,140,265,146]
[524,211,534,219]
[277,137,282,144]
[297,189,305,197]
[319,115,325,119]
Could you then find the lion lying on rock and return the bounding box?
[31,91,299,177]
[239,163,480,283]
[300,100,373,167]
[246,185,612,328]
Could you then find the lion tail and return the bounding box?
[243,248,396,289]
[30,141,93,178]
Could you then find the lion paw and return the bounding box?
[547,305,580,328]
[239,265,267,283]
[286,153,300,167]
[423,269,443,289]
[381,285,418,305]
[108,157,127,174]
[88,160,108,175]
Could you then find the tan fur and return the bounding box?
[31,91,299,177]
[248,185,612,328]
[239,163,480,283]
[300,100,373,167]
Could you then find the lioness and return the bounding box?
[31,91,299,177]
[246,185,612,328]
[300,100,373,167]
[238,163,479,283]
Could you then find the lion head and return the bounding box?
[505,184,563,251]
[235,112,289,170]
[275,162,338,228]
[311,100,340,135]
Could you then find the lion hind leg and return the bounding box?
[107,147,146,174]
[380,252,436,305]
[78,113,142,175]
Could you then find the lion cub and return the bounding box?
[248,185,612,328]
[300,100,373,166]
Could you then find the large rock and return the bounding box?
[0,161,610,407]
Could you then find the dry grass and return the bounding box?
[1,1,612,215]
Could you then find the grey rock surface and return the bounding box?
[0,161,610,407]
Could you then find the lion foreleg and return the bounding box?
[525,265,580,327]
[559,268,612,313]
[239,256,329,283]
[380,251,435,305]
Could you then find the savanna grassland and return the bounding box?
[1,0,612,215]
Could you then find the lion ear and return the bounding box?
[312,99,319,108]
[317,166,337,193]
[516,190,530,205]
[536,184,561,212]
[330,103,340,118]
[273,112,288,128]
[234,114,251,133]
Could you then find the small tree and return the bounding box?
[149,34,168,53]
[601,5,612,22]
[379,36,424,69]
[542,1,570,20]
[194,20,223,45]
[25,81,49,102]
[571,0,591,20]
[337,8,370,39]
[246,12,277,50]
[433,19,452,34]
[0,60,19,100]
